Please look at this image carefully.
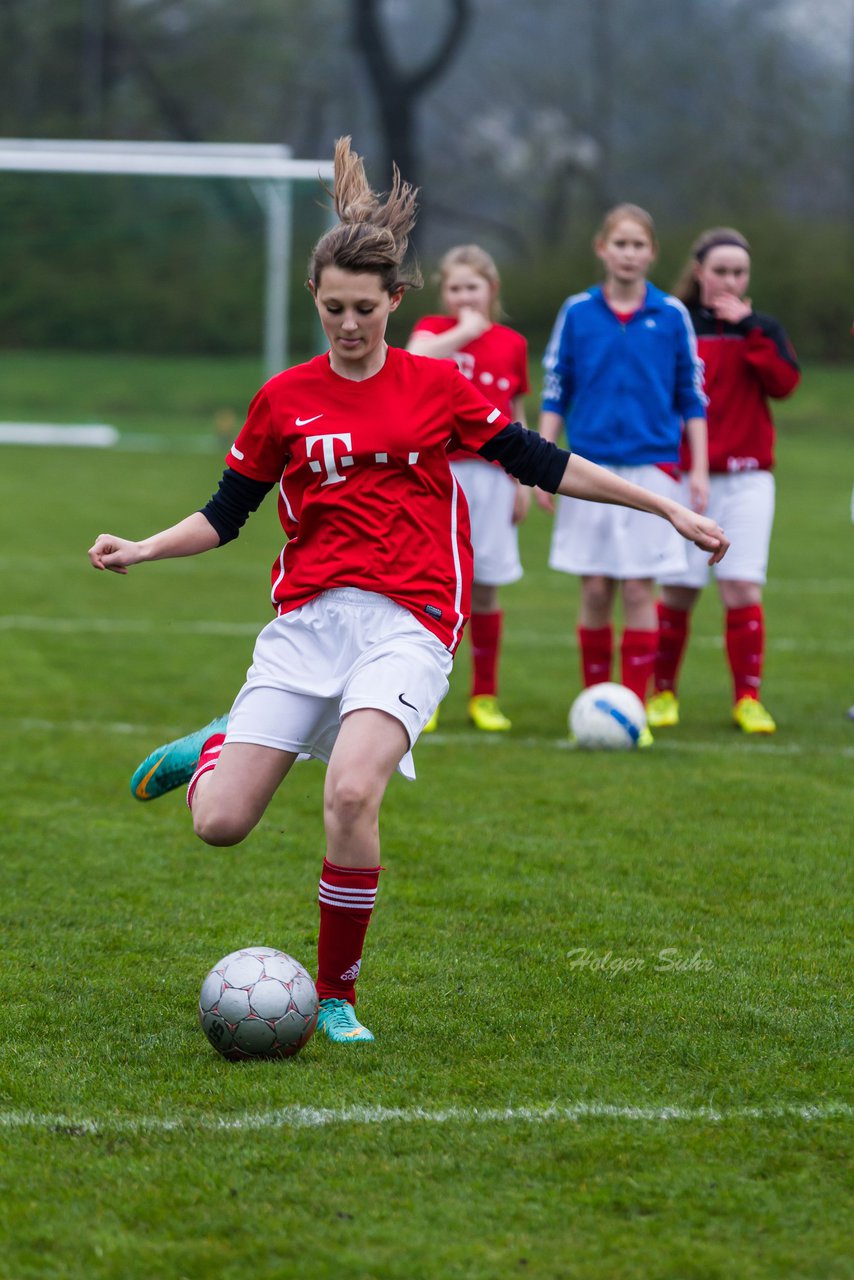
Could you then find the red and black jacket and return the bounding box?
[680,307,800,473]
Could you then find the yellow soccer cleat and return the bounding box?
[733,696,776,734]
[637,725,654,749]
[422,706,440,734]
[468,695,511,732]
[646,690,680,728]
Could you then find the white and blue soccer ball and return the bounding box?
[199,946,318,1060]
[569,682,647,750]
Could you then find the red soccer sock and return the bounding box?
[316,858,381,1006]
[620,628,658,703]
[725,604,765,703]
[470,609,503,697]
[577,625,613,688]
[186,733,225,808]
[654,602,691,694]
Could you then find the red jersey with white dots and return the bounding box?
[409,316,529,463]
[226,346,511,652]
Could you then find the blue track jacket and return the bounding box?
[541,283,706,466]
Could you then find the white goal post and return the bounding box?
[0,138,335,377]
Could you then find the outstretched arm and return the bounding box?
[88,512,221,575]
[556,453,728,564]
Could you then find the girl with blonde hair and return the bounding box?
[408,244,530,732]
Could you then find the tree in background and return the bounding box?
[351,0,470,211]
[0,0,851,358]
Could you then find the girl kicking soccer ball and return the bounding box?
[89,142,728,1046]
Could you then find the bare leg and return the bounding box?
[660,583,701,614]
[579,575,616,628]
[718,580,762,610]
[191,742,299,847]
[323,708,410,866]
[471,582,499,613]
[620,577,657,630]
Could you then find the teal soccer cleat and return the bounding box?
[317,998,375,1043]
[130,715,229,801]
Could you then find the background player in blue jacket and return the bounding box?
[536,204,709,740]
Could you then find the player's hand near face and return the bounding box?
[712,293,752,325]
[454,305,492,343]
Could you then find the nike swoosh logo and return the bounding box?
[134,756,165,800]
[230,444,245,460]
[295,414,323,426]
[398,693,418,712]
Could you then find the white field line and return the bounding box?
[0,615,259,637]
[5,717,854,760]
[2,614,853,655]
[2,564,853,595]
[0,1101,851,1136]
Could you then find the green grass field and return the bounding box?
[0,353,851,1279]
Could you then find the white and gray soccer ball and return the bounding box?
[569,682,647,750]
[199,946,318,1060]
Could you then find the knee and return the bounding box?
[582,576,613,615]
[720,580,761,609]
[191,804,252,848]
[622,578,654,611]
[325,774,379,832]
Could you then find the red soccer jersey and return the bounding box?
[679,309,800,473]
[226,346,511,652]
[409,316,529,463]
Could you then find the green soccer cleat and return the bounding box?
[732,697,776,735]
[646,689,680,728]
[130,715,229,801]
[317,998,375,1043]
[468,694,512,732]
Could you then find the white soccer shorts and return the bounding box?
[657,470,775,588]
[548,463,688,579]
[451,459,523,587]
[225,588,452,781]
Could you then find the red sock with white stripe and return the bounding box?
[654,603,690,694]
[186,733,225,808]
[316,858,381,1006]
[620,628,658,703]
[725,604,765,703]
[470,610,503,697]
[577,625,613,687]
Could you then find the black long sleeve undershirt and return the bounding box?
[199,469,274,544]
[200,424,570,545]
[478,421,570,491]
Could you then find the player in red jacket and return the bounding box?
[89,140,728,1045]
[407,245,529,733]
[648,227,800,734]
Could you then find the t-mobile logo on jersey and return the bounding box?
[306,432,420,485]
[306,432,354,485]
